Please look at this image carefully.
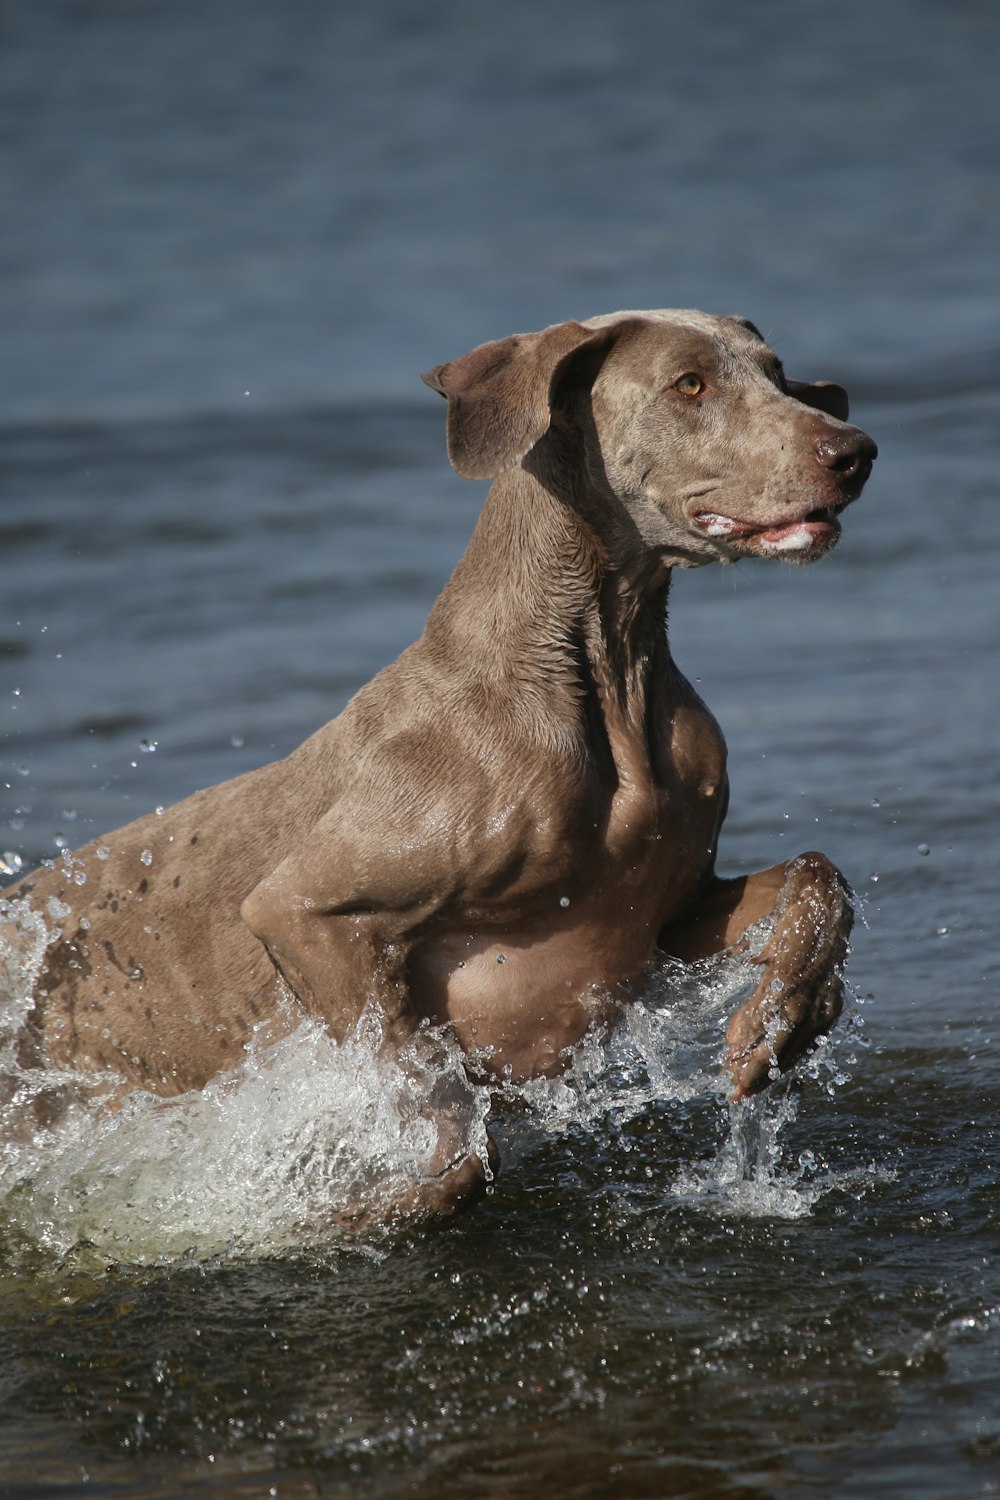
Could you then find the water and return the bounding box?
[2,1,1000,1495]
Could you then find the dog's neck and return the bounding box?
[426,465,676,747]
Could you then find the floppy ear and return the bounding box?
[786,378,850,422]
[422,320,627,480]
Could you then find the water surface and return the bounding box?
[2,3,999,1496]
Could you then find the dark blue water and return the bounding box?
[2,2,1000,1496]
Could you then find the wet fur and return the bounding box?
[4,309,876,1219]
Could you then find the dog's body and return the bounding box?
[4,310,876,1217]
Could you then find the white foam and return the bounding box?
[702,516,737,537]
[759,523,814,553]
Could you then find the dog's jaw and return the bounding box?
[692,503,846,561]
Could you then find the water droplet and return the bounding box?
[870,798,880,809]
[869,873,879,883]
[936,926,949,937]
[0,851,23,876]
[559,895,570,908]
[138,738,157,753]
[230,735,245,749]
[62,807,79,822]
[917,843,930,857]
[96,846,110,861]
[155,805,165,817]
[496,954,506,964]
[140,849,153,866]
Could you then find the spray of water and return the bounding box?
[0,897,869,1267]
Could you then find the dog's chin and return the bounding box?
[693,509,844,564]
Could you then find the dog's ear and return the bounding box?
[786,378,850,422]
[422,320,629,480]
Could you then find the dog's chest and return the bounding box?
[599,683,727,885]
[458,679,727,919]
[411,686,728,1079]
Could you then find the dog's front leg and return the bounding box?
[240,852,493,1222]
[658,851,853,1099]
[328,1131,499,1232]
[240,877,413,1044]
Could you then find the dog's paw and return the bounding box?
[725,968,843,1100]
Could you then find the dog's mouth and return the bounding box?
[692,503,846,556]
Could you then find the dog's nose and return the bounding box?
[815,426,878,484]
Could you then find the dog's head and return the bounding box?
[423,310,876,568]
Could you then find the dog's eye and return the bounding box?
[674,373,704,397]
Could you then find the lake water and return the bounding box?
[2,2,1000,1496]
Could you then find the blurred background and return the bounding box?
[3,0,997,425]
[2,4,1000,1497]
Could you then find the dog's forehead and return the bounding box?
[582,308,777,372]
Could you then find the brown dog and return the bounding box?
[3,310,876,1218]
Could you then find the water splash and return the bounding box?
[513,938,878,1225]
[0,894,51,1044]
[670,968,880,1220]
[672,1088,818,1219]
[0,898,493,1266]
[0,898,867,1267]
[0,1023,500,1266]
[517,947,756,1138]
[2,1013,493,1266]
